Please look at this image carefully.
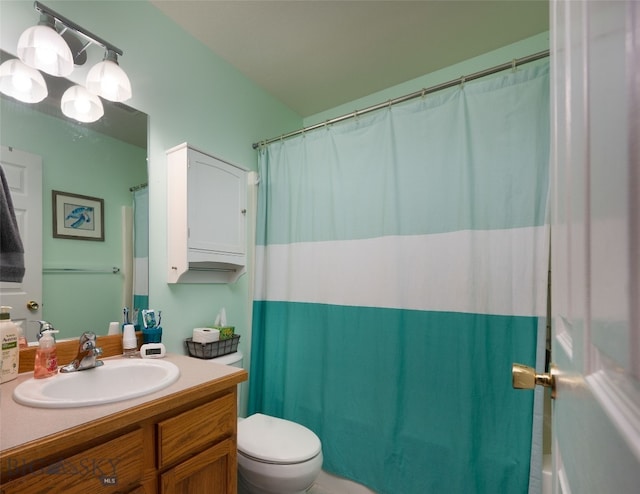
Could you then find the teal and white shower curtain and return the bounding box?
[250,63,550,494]
[133,186,149,327]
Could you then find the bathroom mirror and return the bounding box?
[0,49,148,341]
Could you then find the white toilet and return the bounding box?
[209,351,323,494]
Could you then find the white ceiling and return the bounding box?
[150,0,549,118]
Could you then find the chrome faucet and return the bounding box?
[60,332,104,373]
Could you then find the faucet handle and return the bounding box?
[36,320,56,340]
[79,331,97,348]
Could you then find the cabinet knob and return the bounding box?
[241,209,247,214]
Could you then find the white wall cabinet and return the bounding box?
[167,143,247,283]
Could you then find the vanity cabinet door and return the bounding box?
[1,429,144,494]
[160,438,236,494]
[187,149,247,257]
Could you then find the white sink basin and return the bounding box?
[13,358,180,408]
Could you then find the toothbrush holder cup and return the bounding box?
[142,326,162,344]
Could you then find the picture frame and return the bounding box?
[52,190,104,241]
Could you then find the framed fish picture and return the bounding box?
[52,190,104,241]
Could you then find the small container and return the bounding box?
[142,326,162,344]
[34,329,58,379]
[122,324,138,358]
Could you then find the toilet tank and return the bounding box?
[210,350,243,368]
[208,351,244,415]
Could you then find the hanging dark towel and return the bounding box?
[0,165,25,282]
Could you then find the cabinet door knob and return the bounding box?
[241,209,247,214]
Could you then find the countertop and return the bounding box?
[0,353,246,453]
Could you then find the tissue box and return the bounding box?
[211,326,235,340]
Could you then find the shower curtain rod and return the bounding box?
[252,49,550,150]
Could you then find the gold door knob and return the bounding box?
[26,300,39,311]
[512,363,557,399]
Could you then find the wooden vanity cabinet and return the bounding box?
[0,381,241,494]
[157,393,236,493]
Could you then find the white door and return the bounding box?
[549,0,640,492]
[0,146,42,341]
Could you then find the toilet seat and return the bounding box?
[238,413,321,465]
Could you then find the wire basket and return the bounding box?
[185,334,241,359]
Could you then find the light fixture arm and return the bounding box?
[33,1,123,57]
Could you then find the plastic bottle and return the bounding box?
[34,329,59,379]
[0,306,20,383]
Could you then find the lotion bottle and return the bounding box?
[34,329,59,379]
[0,306,20,383]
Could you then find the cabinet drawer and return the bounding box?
[1,429,143,494]
[157,392,235,469]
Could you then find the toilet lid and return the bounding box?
[237,413,322,464]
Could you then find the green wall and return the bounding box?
[0,0,302,376]
[0,1,548,416]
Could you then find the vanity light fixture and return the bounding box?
[0,58,47,103]
[16,10,74,77]
[60,84,104,123]
[0,1,131,121]
[86,49,132,102]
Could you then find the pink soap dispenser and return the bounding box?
[34,329,59,379]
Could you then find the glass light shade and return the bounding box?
[0,59,47,103]
[60,85,104,123]
[17,24,73,77]
[86,59,132,102]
